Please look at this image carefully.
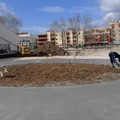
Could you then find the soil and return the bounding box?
[34,42,67,56]
[1,63,120,87]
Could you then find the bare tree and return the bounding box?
[50,17,68,46]
[68,13,81,47]
[50,14,94,47]
[105,17,113,27]
[82,15,92,30]
[0,13,22,32]
[68,14,93,30]
[68,13,81,30]
[0,16,6,25]
[82,15,97,45]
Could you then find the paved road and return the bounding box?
[0,57,118,120]
[0,79,120,120]
[0,57,110,66]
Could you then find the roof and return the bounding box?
[0,23,21,46]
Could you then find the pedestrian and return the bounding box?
[109,51,120,68]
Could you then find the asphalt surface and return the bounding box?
[0,57,110,66]
[0,57,119,120]
[0,80,120,120]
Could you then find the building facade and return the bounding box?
[36,21,120,47]
[47,30,56,44]
[46,29,84,47]
[55,32,62,46]
[109,21,120,44]
[37,34,47,47]
[36,28,111,47]
[65,29,78,46]
[47,30,63,46]
[84,28,111,44]
[65,29,84,46]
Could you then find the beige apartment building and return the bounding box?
[65,29,77,46]
[47,30,62,46]
[55,32,62,46]
[47,30,56,44]
[109,21,120,44]
[46,29,84,47]
[65,29,84,46]
[78,30,84,44]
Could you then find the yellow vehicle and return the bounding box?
[17,40,31,56]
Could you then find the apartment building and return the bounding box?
[109,21,120,44]
[45,28,112,46]
[64,29,83,46]
[84,28,111,43]
[37,21,120,47]
[36,31,61,47]
[47,30,56,44]
[65,29,77,46]
[47,30,63,46]
[78,30,84,45]
[46,29,84,47]
[36,27,111,47]
[37,34,47,47]
[36,30,62,47]
[55,32,62,46]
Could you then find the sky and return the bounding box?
[0,0,120,34]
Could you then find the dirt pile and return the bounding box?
[34,42,67,56]
[1,63,120,87]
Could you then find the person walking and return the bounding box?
[109,51,120,68]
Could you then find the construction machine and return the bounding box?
[17,40,31,56]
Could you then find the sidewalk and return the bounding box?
[0,79,120,120]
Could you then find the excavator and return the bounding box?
[17,40,31,56]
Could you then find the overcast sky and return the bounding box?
[0,0,120,34]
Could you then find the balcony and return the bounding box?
[67,40,70,43]
[66,37,71,39]
[66,32,70,35]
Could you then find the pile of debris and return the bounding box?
[34,42,68,56]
